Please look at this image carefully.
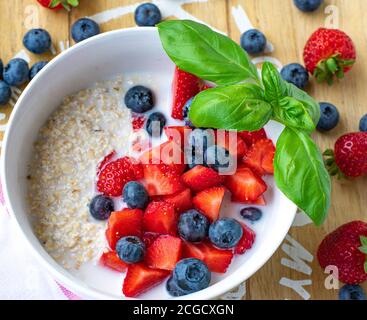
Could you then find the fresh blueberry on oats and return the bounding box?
[209,218,243,249]
[182,97,194,127]
[178,209,210,242]
[240,29,267,55]
[240,207,263,222]
[0,81,11,105]
[166,276,191,297]
[293,0,323,12]
[280,63,309,89]
[124,85,154,113]
[71,18,100,43]
[122,181,149,210]
[3,58,29,86]
[359,114,367,132]
[146,112,166,136]
[89,194,114,220]
[339,284,366,300]
[204,145,233,172]
[116,236,146,264]
[23,28,52,54]
[134,3,162,27]
[317,102,340,131]
[29,61,48,80]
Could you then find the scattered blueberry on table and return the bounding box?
[339,284,366,300]
[240,207,263,222]
[146,112,166,136]
[0,59,3,79]
[317,102,340,131]
[205,145,233,171]
[124,85,154,113]
[23,28,52,54]
[29,61,48,80]
[178,209,210,242]
[89,194,114,220]
[71,18,100,43]
[182,97,194,127]
[3,58,29,87]
[123,181,149,210]
[209,218,243,249]
[0,81,11,105]
[240,29,267,55]
[281,63,309,89]
[135,3,162,27]
[293,0,323,12]
[359,114,367,132]
[116,236,146,264]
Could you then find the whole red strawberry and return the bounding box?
[97,157,143,197]
[303,28,356,84]
[317,221,367,284]
[324,132,367,178]
[37,0,79,11]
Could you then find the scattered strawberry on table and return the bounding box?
[37,0,79,11]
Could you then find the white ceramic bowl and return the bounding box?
[1,27,297,300]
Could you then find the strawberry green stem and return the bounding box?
[359,236,367,273]
[323,149,345,179]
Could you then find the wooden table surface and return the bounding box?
[0,0,366,300]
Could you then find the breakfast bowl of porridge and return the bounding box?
[1,25,298,300]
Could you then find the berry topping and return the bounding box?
[116,236,146,264]
[235,223,256,255]
[89,194,114,221]
[178,210,210,243]
[71,18,100,43]
[182,165,225,193]
[238,128,267,146]
[124,85,154,113]
[209,218,243,249]
[155,188,192,214]
[240,29,267,55]
[182,97,194,127]
[240,207,263,222]
[204,145,234,172]
[99,251,128,272]
[143,201,178,235]
[192,186,226,222]
[243,139,275,176]
[122,181,149,210]
[146,112,166,137]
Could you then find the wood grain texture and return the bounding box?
[0,0,366,300]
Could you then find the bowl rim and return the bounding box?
[0,26,298,300]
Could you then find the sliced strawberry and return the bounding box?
[143,201,178,235]
[225,167,267,202]
[164,126,192,149]
[99,251,128,272]
[239,129,267,146]
[171,67,201,120]
[182,241,233,273]
[145,235,183,271]
[181,165,225,193]
[235,223,256,255]
[123,263,170,297]
[243,139,275,176]
[192,186,226,222]
[215,130,248,158]
[156,188,192,213]
[97,151,116,175]
[132,114,146,130]
[105,209,143,250]
[142,232,160,248]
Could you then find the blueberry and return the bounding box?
[182,97,194,127]
[317,102,340,131]
[0,81,11,105]
[122,181,149,210]
[204,145,233,172]
[281,63,309,89]
[23,29,52,54]
[89,194,114,220]
[293,0,323,12]
[166,276,191,297]
[3,58,29,87]
[359,114,367,132]
[29,61,48,80]
[209,218,243,249]
[240,29,267,55]
[116,236,146,264]
[146,112,166,137]
[172,258,211,294]
[240,207,263,222]
[178,210,210,243]
[339,284,366,300]
[0,59,3,80]
[135,3,162,27]
[124,85,154,113]
[186,128,215,167]
[71,18,100,43]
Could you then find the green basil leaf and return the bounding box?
[273,96,316,132]
[274,127,331,225]
[262,62,287,103]
[189,84,272,131]
[157,20,259,85]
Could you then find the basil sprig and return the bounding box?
[158,20,331,225]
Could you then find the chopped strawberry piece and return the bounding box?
[181,165,226,193]
[123,263,170,297]
[156,188,192,213]
[235,223,256,255]
[193,186,226,222]
[164,126,192,149]
[99,251,128,272]
[143,201,178,235]
[105,209,143,250]
[243,139,275,176]
[145,235,183,271]
[215,130,248,158]
[171,67,201,120]
[239,128,267,146]
[132,114,146,130]
[182,241,233,273]
[142,232,160,248]
[97,151,116,175]
[225,167,267,202]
